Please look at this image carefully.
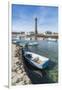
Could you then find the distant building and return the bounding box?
[12,31,26,40]
[44,31,52,35]
[12,32,20,39]
[52,32,58,35]
[19,32,25,40]
[20,32,25,34]
[29,31,35,35]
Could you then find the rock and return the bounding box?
[17,73,23,79]
[16,73,24,82]
[17,69,23,74]
[21,68,25,72]
[23,76,29,81]
[20,65,23,68]
[16,78,21,83]
[12,66,16,72]
[22,72,26,76]
[16,81,25,85]
[23,75,31,84]
[11,72,16,79]
[11,44,32,85]
[11,75,18,84]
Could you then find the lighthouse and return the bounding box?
[35,17,38,40]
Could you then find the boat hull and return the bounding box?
[23,52,49,69]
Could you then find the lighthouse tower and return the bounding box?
[35,17,38,40]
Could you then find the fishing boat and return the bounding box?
[47,38,57,42]
[12,39,18,44]
[23,51,49,69]
[18,43,27,47]
[28,42,38,46]
[12,37,20,44]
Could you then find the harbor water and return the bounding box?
[15,40,58,84]
[23,40,58,83]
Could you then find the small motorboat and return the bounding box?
[23,51,49,69]
[12,37,20,44]
[47,38,57,42]
[18,43,27,47]
[28,42,38,46]
[12,39,18,44]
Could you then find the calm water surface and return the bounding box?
[26,40,58,83]
[20,39,58,83]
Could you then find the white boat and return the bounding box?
[23,51,49,69]
[12,39,18,44]
[28,42,38,46]
[47,38,57,42]
[12,37,20,44]
[18,43,27,47]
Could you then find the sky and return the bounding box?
[12,4,58,33]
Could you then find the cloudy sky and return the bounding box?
[12,4,58,33]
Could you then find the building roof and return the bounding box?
[12,32,20,34]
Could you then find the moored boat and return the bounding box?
[47,38,57,42]
[23,51,49,69]
[28,42,38,46]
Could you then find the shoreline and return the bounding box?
[11,44,31,85]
